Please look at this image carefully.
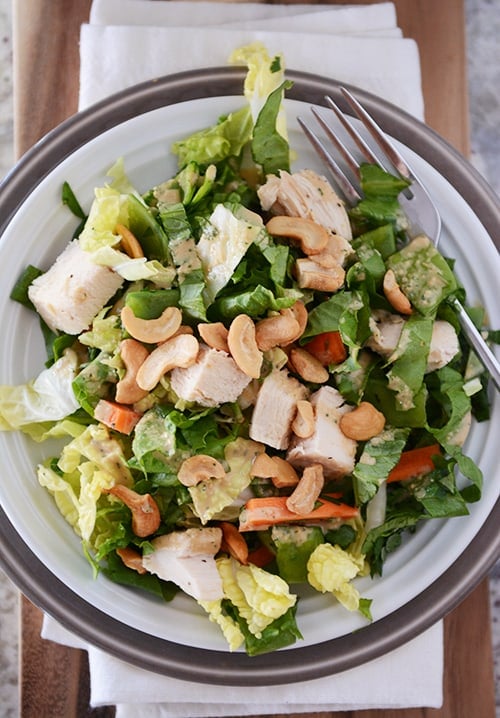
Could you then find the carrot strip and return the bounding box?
[247,543,275,568]
[94,399,142,435]
[304,331,347,366]
[219,521,249,565]
[239,495,358,532]
[387,444,442,483]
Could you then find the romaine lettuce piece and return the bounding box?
[196,203,265,304]
[307,543,366,612]
[271,525,324,583]
[171,106,253,168]
[353,426,410,505]
[0,350,80,431]
[188,438,262,524]
[216,556,297,637]
[229,42,287,136]
[386,314,434,411]
[387,235,458,315]
[78,309,122,354]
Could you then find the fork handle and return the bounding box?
[451,298,500,391]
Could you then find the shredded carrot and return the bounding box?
[304,331,347,366]
[94,399,142,435]
[387,444,442,483]
[219,521,249,564]
[239,495,358,532]
[247,543,275,568]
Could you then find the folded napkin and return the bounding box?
[42,614,444,716]
[42,2,440,715]
[79,0,424,119]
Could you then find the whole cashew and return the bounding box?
[289,347,329,384]
[106,485,161,537]
[289,300,309,342]
[116,223,144,259]
[255,308,300,352]
[198,322,230,353]
[286,464,325,515]
[116,546,147,574]
[339,401,386,441]
[115,338,150,404]
[266,216,329,255]
[291,399,315,438]
[295,257,345,293]
[227,314,263,379]
[250,453,299,488]
[383,269,413,315]
[177,454,226,487]
[121,305,182,344]
[136,334,199,391]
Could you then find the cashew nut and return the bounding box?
[250,453,299,488]
[115,338,150,404]
[121,304,183,344]
[266,215,329,255]
[198,322,229,353]
[286,464,324,515]
[339,401,386,441]
[106,485,161,537]
[177,454,226,487]
[116,546,147,574]
[173,324,194,337]
[383,269,413,315]
[289,347,329,384]
[136,333,199,391]
[289,300,309,342]
[255,308,300,352]
[295,257,345,293]
[250,452,279,478]
[227,314,263,379]
[291,400,315,438]
[116,223,144,259]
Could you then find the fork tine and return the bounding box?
[310,105,362,179]
[297,116,362,205]
[323,95,380,168]
[339,87,412,181]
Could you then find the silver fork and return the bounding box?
[297,87,500,391]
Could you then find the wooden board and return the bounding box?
[11,1,494,716]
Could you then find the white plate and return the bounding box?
[0,69,498,684]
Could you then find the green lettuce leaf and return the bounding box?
[353,426,410,504]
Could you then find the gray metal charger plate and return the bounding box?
[0,67,499,685]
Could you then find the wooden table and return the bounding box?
[11,1,496,716]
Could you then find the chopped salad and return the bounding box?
[0,44,496,656]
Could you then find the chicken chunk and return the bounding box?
[366,310,405,358]
[426,320,460,373]
[258,169,352,240]
[28,240,123,334]
[170,344,252,407]
[287,386,357,479]
[367,311,460,372]
[142,528,223,601]
[249,369,308,450]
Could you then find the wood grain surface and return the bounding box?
[11,0,493,716]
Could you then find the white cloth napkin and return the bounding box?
[42,2,441,715]
[78,0,424,119]
[42,614,443,715]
